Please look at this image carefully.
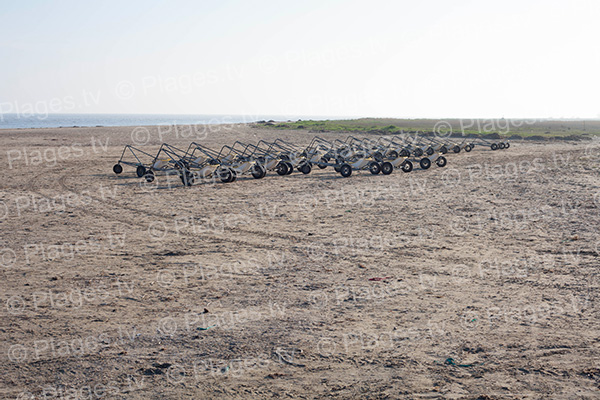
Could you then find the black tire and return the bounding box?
[340,164,352,177]
[505,142,510,148]
[440,146,448,154]
[318,158,328,169]
[420,158,431,170]
[251,164,266,179]
[499,143,506,149]
[285,162,294,175]
[400,149,410,157]
[136,165,146,178]
[426,147,434,156]
[381,162,393,175]
[491,143,498,150]
[436,156,447,167]
[369,162,381,175]
[276,161,289,176]
[401,160,413,173]
[180,171,194,186]
[465,145,472,152]
[219,168,234,183]
[453,146,460,153]
[280,154,290,161]
[300,163,312,174]
[414,148,423,157]
[388,151,398,159]
[144,170,155,183]
[373,152,383,162]
[113,164,123,174]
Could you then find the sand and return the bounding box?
[1,124,599,399]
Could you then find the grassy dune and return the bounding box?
[257,118,600,139]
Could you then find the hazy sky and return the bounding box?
[1,0,599,118]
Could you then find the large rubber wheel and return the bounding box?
[420,158,431,170]
[414,148,423,157]
[340,164,352,177]
[440,146,448,154]
[465,145,472,152]
[276,161,289,176]
[426,147,434,156]
[136,165,146,178]
[400,149,410,157]
[373,152,383,162]
[491,143,498,151]
[453,146,460,153]
[219,168,235,183]
[144,170,155,183]
[251,164,266,179]
[285,162,294,175]
[180,171,194,186]
[369,162,381,175]
[505,142,510,149]
[401,160,413,173]
[388,151,398,159]
[113,164,123,174]
[381,162,393,175]
[499,143,506,149]
[318,158,328,169]
[300,163,312,174]
[436,156,447,167]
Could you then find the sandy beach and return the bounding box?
[1,124,599,399]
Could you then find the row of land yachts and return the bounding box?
[112,134,511,186]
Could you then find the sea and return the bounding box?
[0,114,340,130]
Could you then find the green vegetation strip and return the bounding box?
[255,118,599,140]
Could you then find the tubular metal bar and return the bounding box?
[117,145,156,167]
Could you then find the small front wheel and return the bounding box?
[180,171,194,186]
[251,164,266,179]
[369,162,381,175]
[420,158,431,170]
[401,160,413,173]
[300,163,312,175]
[453,146,460,153]
[113,164,123,174]
[285,162,294,175]
[144,170,155,183]
[219,168,235,183]
[436,156,447,167]
[276,161,289,176]
[340,164,352,177]
[491,143,498,150]
[381,162,393,175]
[136,165,146,178]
